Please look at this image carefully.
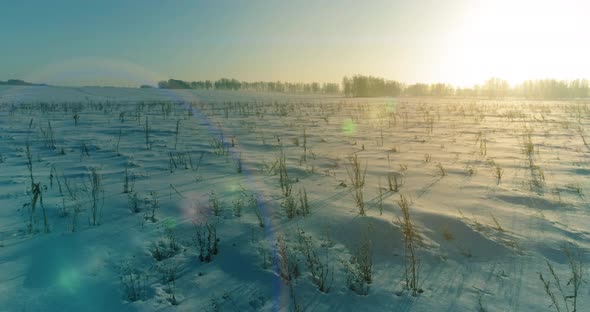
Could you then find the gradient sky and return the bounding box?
[1,0,589,87]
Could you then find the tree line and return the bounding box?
[343,75,590,99]
[454,78,589,99]
[154,76,590,99]
[342,75,403,97]
[156,78,340,94]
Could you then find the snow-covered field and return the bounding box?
[0,85,588,312]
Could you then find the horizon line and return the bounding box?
[2,76,590,89]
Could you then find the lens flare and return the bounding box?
[342,119,357,135]
[386,99,398,113]
[57,268,80,294]
[163,217,177,229]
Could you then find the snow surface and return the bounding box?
[0,85,588,311]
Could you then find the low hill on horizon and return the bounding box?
[0,79,48,86]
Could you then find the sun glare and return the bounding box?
[441,0,589,86]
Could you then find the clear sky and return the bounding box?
[1,0,589,87]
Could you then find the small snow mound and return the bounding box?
[331,216,404,261]
[418,212,513,261]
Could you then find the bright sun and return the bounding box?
[440,0,590,86]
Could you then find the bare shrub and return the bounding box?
[347,154,367,215]
[398,194,423,296]
[539,245,585,312]
[345,235,373,296]
[193,221,219,262]
[296,228,333,293]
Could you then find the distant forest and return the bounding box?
[155,76,590,100]
[0,79,47,87]
[155,78,340,94]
